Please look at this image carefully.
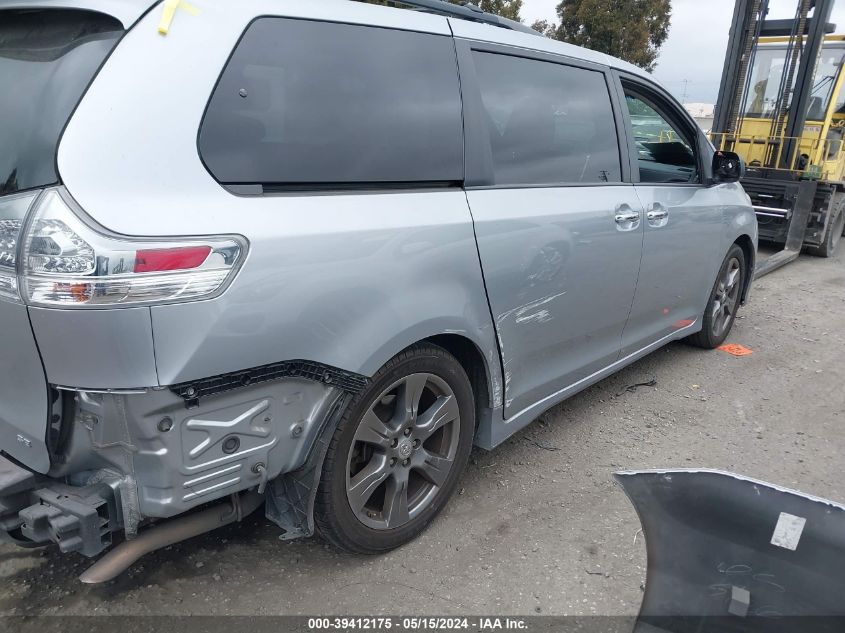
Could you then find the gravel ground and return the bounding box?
[1,247,843,617]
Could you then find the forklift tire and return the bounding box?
[806,201,845,258]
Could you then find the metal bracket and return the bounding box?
[17,483,118,557]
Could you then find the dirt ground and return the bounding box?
[0,246,843,617]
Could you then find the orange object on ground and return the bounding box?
[718,343,753,356]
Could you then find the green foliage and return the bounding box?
[477,0,523,22]
[530,19,557,38]
[357,0,522,22]
[541,0,672,72]
[357,1,669,71]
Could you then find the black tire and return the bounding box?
[314,344,474,554]
[806,201,845,258]
[686,244,747,349]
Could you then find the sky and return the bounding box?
[519,0,845,104]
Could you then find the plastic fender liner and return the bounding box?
[264,391,352,540]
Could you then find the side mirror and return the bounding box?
[712,151,744,183]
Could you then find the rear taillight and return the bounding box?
[19,188,246,308]
[0,191,39,303]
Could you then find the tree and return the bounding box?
[538,0,671,72]
[477,0,523,22]
[530,19,557,38]
[358,0,523,23]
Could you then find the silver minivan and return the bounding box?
[0,0,756,580]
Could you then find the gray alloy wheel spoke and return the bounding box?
[722,302,731,330]
[726,265,740,291]
[415,394,459,441]
[711,298,722,322]
[383,475,410,529]
[354,409,393,448]
[347,455,390,514]
[713,301,725,335]
[395,373,428,424]
[414,449,453,488]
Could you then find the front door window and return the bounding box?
[624,91,699,184]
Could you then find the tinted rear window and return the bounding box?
[0,9,123,196]
[199,18,464,187]
[471,51,622,186]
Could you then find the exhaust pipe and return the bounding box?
[79,491,264,584]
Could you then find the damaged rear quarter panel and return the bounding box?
[148,204,498,390]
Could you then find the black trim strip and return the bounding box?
[170,360,369,408]
[260,181,462,193]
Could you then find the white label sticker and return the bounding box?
[771,512,806,551]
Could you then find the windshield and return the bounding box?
[808,47,845,119]
[744,47,787,118]
[0,9,123,196]
[744,44,845,120]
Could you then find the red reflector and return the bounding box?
[134,246,211,273]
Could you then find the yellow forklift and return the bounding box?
[713,0,845,276]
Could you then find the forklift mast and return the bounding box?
[712,0,768,153]
[713,0,844,275]
[713,0,836,171]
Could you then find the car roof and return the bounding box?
[0,0,650,78]
[2,0,652,80]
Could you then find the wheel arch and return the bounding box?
[359,320,503,412]
[423,333,493,429]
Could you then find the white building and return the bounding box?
[684,102,715,132]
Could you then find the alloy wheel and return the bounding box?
[345,373,461,530]
[711,256,742,338]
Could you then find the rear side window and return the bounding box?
[199,19,464,187]
[0,10,122,196]
[471,51,622,186]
